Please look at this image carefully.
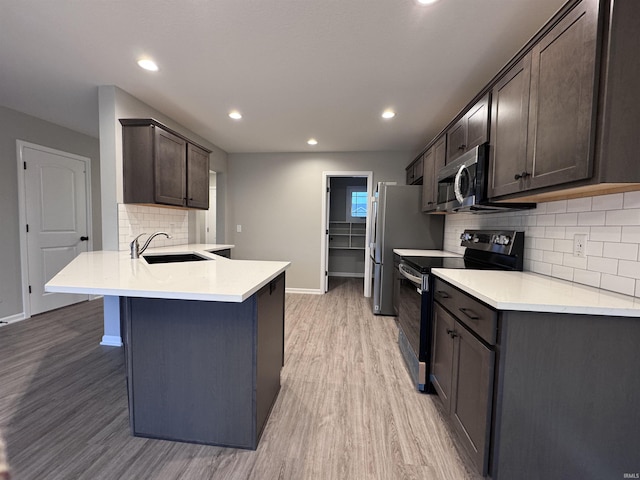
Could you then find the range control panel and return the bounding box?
[459,230,524,256]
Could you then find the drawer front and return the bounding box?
[433,279,497,345]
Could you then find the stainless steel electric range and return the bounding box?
[395,229,524,392]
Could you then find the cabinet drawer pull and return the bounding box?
[436,290,450,299]
[514,171,530,180]
[459,307,480,320]
[458,144,466,150]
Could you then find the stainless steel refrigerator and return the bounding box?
[370,183,444,315]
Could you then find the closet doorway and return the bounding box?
[321,171,373,295]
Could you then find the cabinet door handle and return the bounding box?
[514,171,530,180]
[436,290,450,299]
[458,144,466,150]
[459,307,480,320]
[446,328,458,338]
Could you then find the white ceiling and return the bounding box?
[0,0,566,154]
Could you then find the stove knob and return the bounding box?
[493,235,510,245]
[460,233,473,242]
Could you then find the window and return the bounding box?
[347,187,367,221]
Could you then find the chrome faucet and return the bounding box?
[130,232,172,259]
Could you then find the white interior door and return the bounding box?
[21,143,90,315]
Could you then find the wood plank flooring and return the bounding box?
[0,278,482,480]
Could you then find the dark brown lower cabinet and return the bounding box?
[431,302,494,476]
[431,278,640,479]
[121,273,285,450]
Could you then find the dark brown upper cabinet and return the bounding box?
[489,55,533,198]
[405,154,424,185]
[422,135,446,212]
[186,143,211,209]
[446,94,490,164]
[121,119,211,210]
[490,0,598,198]
[488,0,640,202]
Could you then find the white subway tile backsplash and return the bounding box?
[600,274,635,296]
[624,191,640,208]
[563,253,587,270]
[618,260,640,280]
[587,256,618,274]
[585,241,603,257]
[546,200,567,214]
[589,226,622,242]
[536,238,555,251]
[554,239,573,253]
[567,197,592,212]
[573,269,600,288]
[442,192,640,297]
[543,250,564,265]
[592,193,623,211]
[602,242,638,261]
[565,226,591,237]
[555,213,578,226]
[537,214,556,226]
[621,226,640,244]
[606,209,640,226]
[577,211,606,226]
[526,226,546,238]
[545,226,566,239]
[531,261,553,276]
[118,204,189,251]
[552,264,574,281]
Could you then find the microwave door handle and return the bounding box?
[454,165,467,204]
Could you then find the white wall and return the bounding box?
[444,192,640,298]
[227,151,409,291]
[97,86,229,250]
[0,105,101,321]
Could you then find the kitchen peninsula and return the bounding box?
[46,244,290,449]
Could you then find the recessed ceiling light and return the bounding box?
[137,58,159,72]
[229,110,242,120]
[307,138,318,146]
[382,109,396,119]
[416,0,439,5]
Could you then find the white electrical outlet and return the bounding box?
[573,233,587,258]
[236,224,242,233]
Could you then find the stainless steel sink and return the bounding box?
[142,253,212,264]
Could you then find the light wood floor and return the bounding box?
[0,278,481,480]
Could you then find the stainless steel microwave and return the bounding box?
[435,144,535,213]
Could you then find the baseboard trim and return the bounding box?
[286,288,324,295]
[328,272,365,278]
[100,335,123,347]
[0,312,26,326]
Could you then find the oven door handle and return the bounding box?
[399,264,424,289]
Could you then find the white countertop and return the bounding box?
[45,244,290,303]
[432,269,640,317]
[393,249,462,258]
